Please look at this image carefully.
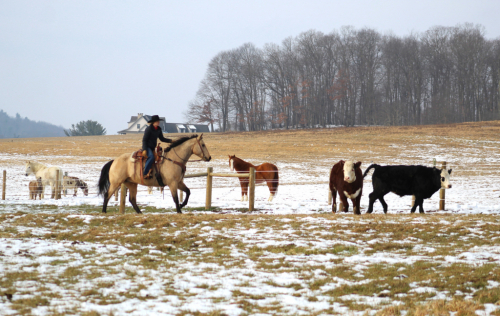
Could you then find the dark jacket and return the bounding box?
[142,125,172,150]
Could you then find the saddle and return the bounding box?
[133,145,164,186]
[132,149,161,163]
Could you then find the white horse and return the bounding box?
[25,161,63,199]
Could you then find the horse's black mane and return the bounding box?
[164,134,198,153]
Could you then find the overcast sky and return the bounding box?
[1,0,499,135]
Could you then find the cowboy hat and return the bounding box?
[147,115,163,123]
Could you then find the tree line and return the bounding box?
[0,110,66,138]
[185,24,500,131]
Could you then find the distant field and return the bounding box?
[1,121,500,315]
[1,120,500,174]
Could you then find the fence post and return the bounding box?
[2,170,6,200]
[338,201,343,212]
[55,169,60,200]
[328,189,332,205]
[439,161,446,211]
[119,183,127,214]
[179,190,184,203]
[114,188,118,201]
[249,167,255,212]
[205,167,213,210]
[64,171,68,196]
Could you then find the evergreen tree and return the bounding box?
[64,120,107,136]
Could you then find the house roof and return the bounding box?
[128,115,166,124]
[162,123,210,133]
[119,115,210,134]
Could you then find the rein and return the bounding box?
[163,138,207,173]
[171,138,207,163]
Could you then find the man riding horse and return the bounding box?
[143,115,172,179]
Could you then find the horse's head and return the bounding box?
[25,161,33,176]
[228,155,236,171]
[193,134,211,162]
[342,160,361,183]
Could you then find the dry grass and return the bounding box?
[1,212,500,314]
[1,121,499,165]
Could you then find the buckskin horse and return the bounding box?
[98,134,211,214]
[228,155,279,202]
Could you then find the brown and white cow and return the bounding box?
[329,160,363,215]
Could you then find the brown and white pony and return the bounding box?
[98,134,211,214]
[63,176,89,197]
[28,177,43,200]
[228,155,279,202]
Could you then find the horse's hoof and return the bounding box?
[176,210,182,214]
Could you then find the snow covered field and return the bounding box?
[1,150,500,215]
[1,132,500,315]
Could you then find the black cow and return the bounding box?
[363,164,452,214]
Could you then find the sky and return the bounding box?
[1,0,499,135]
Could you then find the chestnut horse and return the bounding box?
[98,134,211,214]
[228,155,279,202]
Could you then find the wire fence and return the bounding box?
[3,161,500,201]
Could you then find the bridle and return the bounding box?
[163,137,208,173]
[170,137,208,163]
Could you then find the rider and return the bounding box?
[142,115,172,179]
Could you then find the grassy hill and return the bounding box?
[0,110,65,138]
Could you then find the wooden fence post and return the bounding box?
[2,170,6,200]
[179,190,183,203]
[55,169,60,200]
[205,167,213,210]
[119,183,127,214]
[249,167,255,212]
[64,171,68,196]
[328,189,332,205]
[114,188,118,201]
[439,161,446,211]
[338,201,343,212]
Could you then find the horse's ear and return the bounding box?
[199,133,203,139]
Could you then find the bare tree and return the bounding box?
[189,24,500,131]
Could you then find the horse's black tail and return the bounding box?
[363,164,379,179]
[98,160,114,197]
[273,169,279,196]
